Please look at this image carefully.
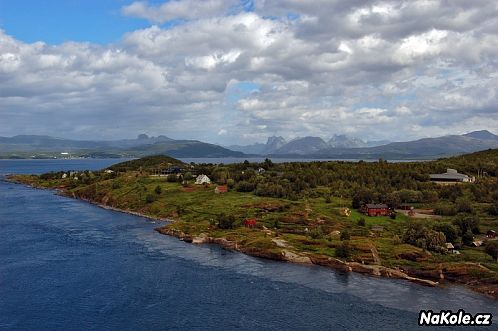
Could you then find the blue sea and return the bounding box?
[0,159,496,330]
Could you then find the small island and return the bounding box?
[9,150,498,298]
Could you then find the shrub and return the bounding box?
[154,185,162,195]
[309,226,325,239]
[217,213,236,229]
[485,241,498,262]
[235,181,256,192]
[112,181,121,189]
[357,218,366,226]
[455,197,473,214]
[145,194,157,204]
[434,203,457,216]
[488,203,498,216]
[340,230,351,241]
[166,175,177,182]
[336,242,353,259]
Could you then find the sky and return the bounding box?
[0,0,497,144]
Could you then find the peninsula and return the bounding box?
[10,150,498,298]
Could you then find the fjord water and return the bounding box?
[0,160,496,330]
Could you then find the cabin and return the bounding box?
[362,204,390,217]
[429,169,474,185]
[487,230,496,238]
[244,219,257,228]
[195,174,211,185]
[214,185,228,194]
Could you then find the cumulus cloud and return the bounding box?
[121,0,240,23]
[1,0,498,143]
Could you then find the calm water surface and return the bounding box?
[0,159,496,330]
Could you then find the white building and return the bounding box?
[195,174,211,185]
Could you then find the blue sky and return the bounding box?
[0,0,150,44]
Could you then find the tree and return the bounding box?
[485,241,498,262]
[432,223,459,244]
[462,231,474,246]
[453,215,480,236]
[403,222,446,251]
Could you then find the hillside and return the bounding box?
[108,155,185,172]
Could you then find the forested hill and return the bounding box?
[432,148,498,176]
[108,155,185,172]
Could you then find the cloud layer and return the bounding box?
[1,0,497,143]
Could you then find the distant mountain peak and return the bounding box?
[328,134,366,148]
[463,130,498,141]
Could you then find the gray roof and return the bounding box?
[365,204,388,209]
[430,168,469,181]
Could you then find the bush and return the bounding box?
[217,213,236,229]
[357,218,366,226]
[154,185,162,195]
[434,203,457,216]
[336,242,353,259]
[235,181,256,192]
[166,175,177,182]
[485,241,498,262]
[488,203,498,216]
[340,230,351,241]
[112,181,121,189]
[455,197,473,214]
[309,226,325,239]
[145,194,157,204]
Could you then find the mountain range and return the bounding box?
[1,130,498,159]
[0,134,244,158]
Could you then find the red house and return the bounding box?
[363,204,390,217]
[244,219,257,228]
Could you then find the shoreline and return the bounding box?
[6,176,497,299]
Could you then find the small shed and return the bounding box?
[214,185,228,194]
[244,219,257,228]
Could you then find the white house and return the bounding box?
[195,174,211,185]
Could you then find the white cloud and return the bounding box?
[1,0,498,143]
[122,0,240,23]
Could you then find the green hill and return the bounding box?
[108,155,185,172]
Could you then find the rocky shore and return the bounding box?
[8,175,497,299]
[156,227,440,288]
